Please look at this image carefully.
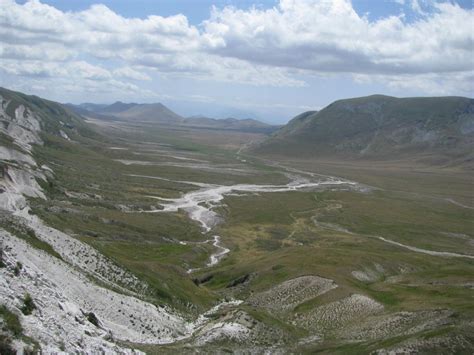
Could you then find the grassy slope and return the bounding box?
[0,87,99,141]
[26,118,283,312]
[254,95,474,167]
[1,88,472,351]
[30,134,219,311]
[113,103,183,124]
[199,175,473,352]
[32,118,474,351]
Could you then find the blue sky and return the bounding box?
[17,0,473,22]
[3,0,473,123]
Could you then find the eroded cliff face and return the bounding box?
[0,95,190,353]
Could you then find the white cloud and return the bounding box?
[410,0,423,13]
[203,0,473,75]
[201,0,473,95]
[0,0,472,97]
[355,71,474,96]
[113,67,151,81]
[124,52,305,87]
[0,0,301,87]
[0,60,112,80]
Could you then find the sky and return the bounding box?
[1,0,473,123]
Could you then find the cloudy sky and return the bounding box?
[1,0,473,123]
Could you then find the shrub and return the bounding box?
[86,312,99,327]
[0,305,22,337]
[0,248,5,268]
[20,293,36,315]
[13,262,22,276]
[0,335,16,355]
[26,229,36,239]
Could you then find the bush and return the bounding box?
[86,312,99,327]
[26,229,36,239]
[0,248,5,268]
[0,305,22,337]
[13,262,22,276]
[20,293,36,315]
[0,334,16,355]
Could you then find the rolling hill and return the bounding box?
[67,101,182,124]
[99,102,182,124]
[69,101,277,132]
[252,95,474,167]
[76,103,108,112]
[96,101,138,114]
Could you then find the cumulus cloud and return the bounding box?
[355,71,474,96]
[0,60,112,80]
[200,0,473,94]
[0,0,303,87]
[203,0,473,75]
[0,0,472,96]
[113,67,151,81]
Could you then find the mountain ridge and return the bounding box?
[68,101,277,132]
[97,101,138,114]
[251,94,474,167]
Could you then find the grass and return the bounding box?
[0,305,42,355]
[198,176,473,326]
[0,305,22,337]
[0,132,22,151]
[24,118,289,312]
[312,189,473,255]
[87,238,216,308]
[15,114,473,352]
[243,305,305,338]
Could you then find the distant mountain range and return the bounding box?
[6,88,473,167]
[67,101,277,133]
[252,95,474,167]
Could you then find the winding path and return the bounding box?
[377,236,474,260]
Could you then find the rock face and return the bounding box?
[252,95,474,166]
[2,87,282,353]
[0,230,187,353]
[0,92,47,212]
[0,88,191,352]
[0,87,95,214]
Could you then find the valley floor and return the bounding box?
[1,118,473,354]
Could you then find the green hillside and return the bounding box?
[253,95,474,166]
[0,87,97,140]
[112,103,184,124]
[1,87,473,353]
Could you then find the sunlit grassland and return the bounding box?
[27,126,286,311]
[18,119,473,351]
[196,185,473,316]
